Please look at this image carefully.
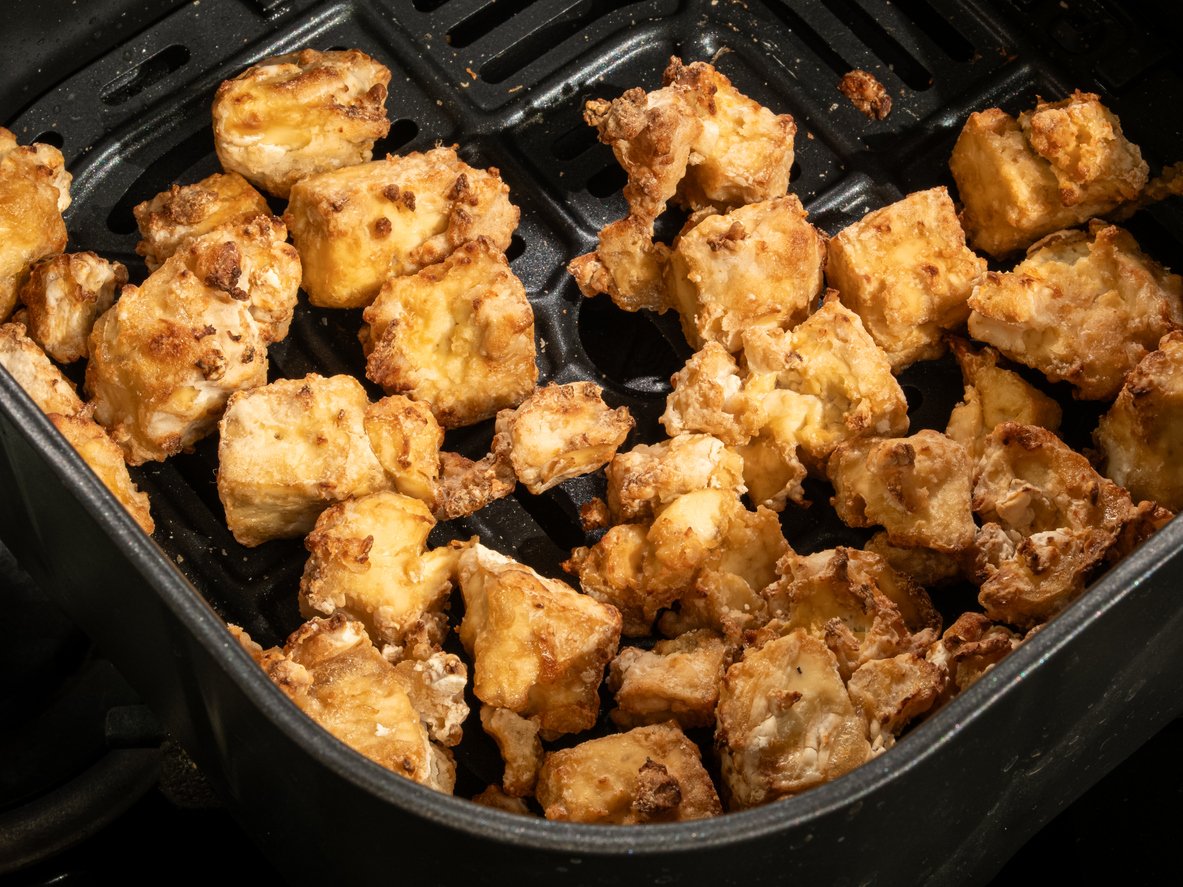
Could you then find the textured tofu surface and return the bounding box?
[212,48,391,198]
[285,147,518,308]
[605,433,745,524]
[608,630,726,729]
[363,237,537,426]
[536,722,722,823]
[479,705,543,798]
[826,187,986,369]
[0,321,86,416]
[363,394,443,506]
[15,252,126,363]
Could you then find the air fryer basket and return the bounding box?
[3,0,1183,883]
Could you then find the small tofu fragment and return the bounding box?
[363,237,537,427]
[838,70,892,120]
[568,216,671,313]
[536,722,722,823]
[390,650,469,747]
[666,196,825,351]
[216,374,389,546]
[299,491,457,659]
[826,187,986,369]
[925,611,1022,695]
[967,222,1183,400]
[493,382,633,495]
[0,322,85,416]
[133,172,271,270]
[660,342,763,446]
[0,128,70,321]
[480,705,544,797]
[949,94,1147,257]
[716,629,871,809]
[15,253,126,363]
[828,430,976,553]
[432,449,517,520]
[87,217,300,464]
[1095,331,1183,511]
[363,394,443,505]
[470,786,533,815]
[606,433,745,524]
[945,338,1062,463]
[458,544,621,739]
[608,630,726,729]
[847,653,943,749]
[212,48,392,199]
[285,147,519,308]
[230,616,456,794]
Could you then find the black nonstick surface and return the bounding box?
[2,0,1183,884]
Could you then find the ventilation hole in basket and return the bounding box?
[479,1,621,84]
[32,131,64,149]
[586,164,627,198]
[105,127,216,235]
[903,384,924,413]
[891,0,975,62]
[100,44,191,107]
[551,123,599,161]
[822,0,932,89]
[412,0,450,11]
[579,296,680,397]
[506,233,526,262]
[767,1,853,77]
[448,0,536,49]
[372,119,420,156]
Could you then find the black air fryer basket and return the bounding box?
[3,0,1183,883]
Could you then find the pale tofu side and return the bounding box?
[15,252,127,363]
[363,394,443,506]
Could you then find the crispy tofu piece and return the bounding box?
[945,338,1062,462]
[49,413,154,535]
[716,629,871,809]
[216,374,389,546]
[389,650,469,747]
[285,147,519,308]
[864,531,964,588]
[363,394,442,505]
[480,705,544,797]
[363,237,537,427]
[470,786,533,815]
[838,69,892,120]
[826,187,986,369]
[536,722,722,823]
[230,616,455,793]
[14,253,126,364]
[567,216,671,313]
[564,523,661,637]
[949,94,1147,257]
[458,544,621,739]
[742,295,909,474]
[662,58,795,211]
[660,342,763,446]
[828,430,976,553]
[732,430,808,512]
[666,196,825,351]
[608,630,726,729]
[299,491,457,658]
[212,48,391,199]
[133,172,271,270]
[759,547,939,680]
[972,423,1137,627]
[0,322,86,416]
[925,611,1022,695]
[432,449,517,520]
[605,433,745,524]
[1095,331,1183,510]
[847,653,943,748]
[967,223,1183,400]
[492,382,633,495]
[0,128,70,321]
[87,218,299,464]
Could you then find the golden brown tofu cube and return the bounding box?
[216,374,389,546]
[363,394,443,506]
[716,629,871,809]
[660,342,763,446]
[0,322,86,416]
[363,237,537,427]
[49,413,154,535]
[299,491,457,659]
[212,48,391,199]
[0,128,70,321]
[847,653,943,747]
[285,147,519,308]
[828,430,976,554]
[667,196,825,351]
[967,223,1183,400]
[536,722,722,823]
[479,705,543,798]
[608,630,726,729]
[826,187,986,369]
[925,611,1021,695]
[568,215,671,314]
[945,338,1062,463]
[493,382,633,494]
[949,94,1146,257]
[133,172,270,270]
[458,544,622,739]
[605,433,745,524]
[230,616,456,793]
[15,253,126,363]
